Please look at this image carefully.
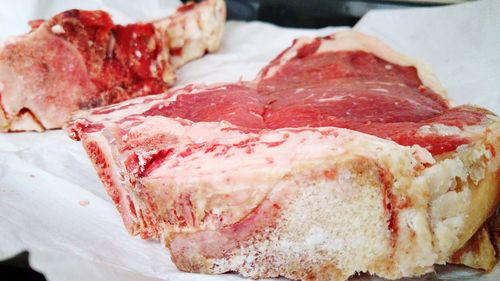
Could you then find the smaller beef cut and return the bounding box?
[0,0,225,132]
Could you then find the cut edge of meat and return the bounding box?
[168,154,407,279]
[82,132,161,239]
[165,119,500,280]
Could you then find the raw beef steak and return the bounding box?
[67,31,500,280]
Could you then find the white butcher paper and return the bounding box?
[0,0,499,280]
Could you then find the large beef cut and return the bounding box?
[0,0,225,132]
[67,31,500,280]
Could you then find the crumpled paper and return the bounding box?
[0,0,499,280]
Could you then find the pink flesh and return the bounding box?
[142,84,269,129]
[258,44,425,94]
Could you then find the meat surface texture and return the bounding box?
[67,31,500,280]
[0,0,225,132]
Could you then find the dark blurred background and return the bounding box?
[2,0,468,280]
[1,252,45,281]
[187,0,467,27]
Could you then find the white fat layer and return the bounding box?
[317,96,345,102]
[395,209,437,270]
[154,0,225,68]
[136,150,159,174]
[417,124,462,137]
[140,118,429,182]
[149,63,158,76]
[416,158,467,200]
[123,116,433,233]
[50,24,65,34]
[211,170,393,278]
[410,141,495,262]
[369,88,389,93]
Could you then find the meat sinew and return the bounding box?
[67,31,500,280]
[0,0,225,132]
